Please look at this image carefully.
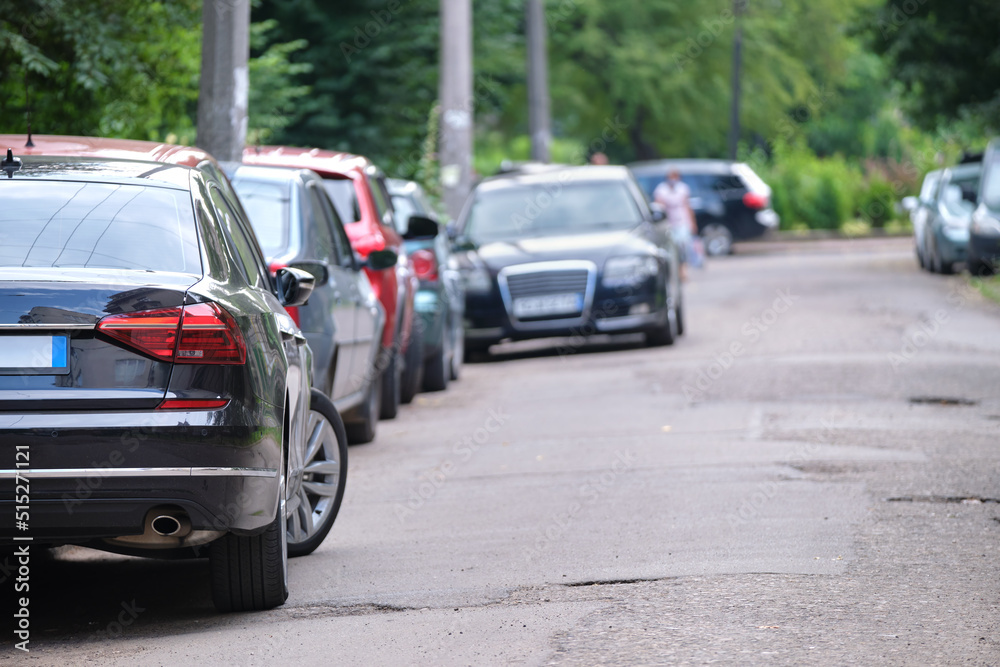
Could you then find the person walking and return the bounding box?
[653,169,702,279]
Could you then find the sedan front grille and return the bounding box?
[498,260,597,329]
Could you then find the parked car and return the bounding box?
[919,163,981,274]
[902,169,943,269]
[0,137,345,611]
[387,178,465,390]
[969,138,1000,276]
[227,164,390,444]
[453,165,683,355]
[243,147,422,415]
[629,159,780,255]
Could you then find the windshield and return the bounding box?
[231,178,291,257]
[0,181,200,273]
[321,179,361,224]
[465,181,643,243]
[941,170,980,218]
[391,194,417,225]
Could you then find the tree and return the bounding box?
[873,0,1000,132]
[0,0,202,141]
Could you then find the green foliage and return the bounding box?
[248,19,312,145]
[873,0,1000,133]
[0,0,201,141]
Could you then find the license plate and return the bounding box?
[0,335,70,375]
[512,293,583,318]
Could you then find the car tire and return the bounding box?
[210,463,289,612]
[400,328,424,404]
[969,257,994,277]
[450,326,463,381]
[645,305,677,347]
[916,244,925,269]
[702,223,733,256]
[379,347,401,420]
[423,340,449,392]
[345,372,380,444]
[675,297,685,337]
[287,390,348,558]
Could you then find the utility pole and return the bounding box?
[196,0,250,162]
[526,0,551,163]
[728,0,746,161]
[439,0,474,221]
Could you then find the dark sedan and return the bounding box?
[454,166,683,355]
[0,144,325,612]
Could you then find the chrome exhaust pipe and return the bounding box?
[151,514,183,536]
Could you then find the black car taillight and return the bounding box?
[411,248,439,281]
[743,192,769,210]
[98,303,247,365]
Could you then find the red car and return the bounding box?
[243,146,420,418]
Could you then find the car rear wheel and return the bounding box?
[379,347,401,419]
[702,223,733,256]
[210,464,289,612]
[345,372,380,444]
[287,390,348,557]
[400,328,424,404]
[423,339,449,392]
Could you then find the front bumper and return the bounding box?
[0,406,281,545]
[465,286,669,345]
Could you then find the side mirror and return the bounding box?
[362,248,399,271]
[275,266,315,308]
[446,222,459,241]
[403,214,440,240]
[650,202,667,222]
[901,196,918,212]
[287,259,330,285]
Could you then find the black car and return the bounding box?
[970,138,1000,275]
[629,159,779,255]
[453,165,683,355]
[229,164,390,444]
[0,141,340,612]
[387,178,465,391]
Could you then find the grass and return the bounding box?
[973,273,1000,305]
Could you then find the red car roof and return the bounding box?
[242,145,372,179]
[0,135,219,169]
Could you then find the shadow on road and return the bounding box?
[469,333,648,364]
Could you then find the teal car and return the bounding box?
[923,162,981,274]
[387,179,465,390]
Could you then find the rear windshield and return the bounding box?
[230,177,291,257]
[321,179,361,224]
[0,181,200,273]
[465,181,643,243]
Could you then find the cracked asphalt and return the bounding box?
[4,237,1000,665]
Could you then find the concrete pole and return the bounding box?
[728,0,745,162]
[196,0,250,162]
[439,0,474,221]
[526,0,551,163]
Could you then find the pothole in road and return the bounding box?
[885,495,1000,504]
[563,577,668,588]
[908,396,978,406]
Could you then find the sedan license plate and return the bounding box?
[512,293,583,319]
[0,335,70,375]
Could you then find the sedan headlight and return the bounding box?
[462,266,493,294]
[971,214,1000,237]
[602,255,660,288]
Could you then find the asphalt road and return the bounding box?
[5,236,1000,666]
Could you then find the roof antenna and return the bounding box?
[2,149,23,178]
[23,71,34,148]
